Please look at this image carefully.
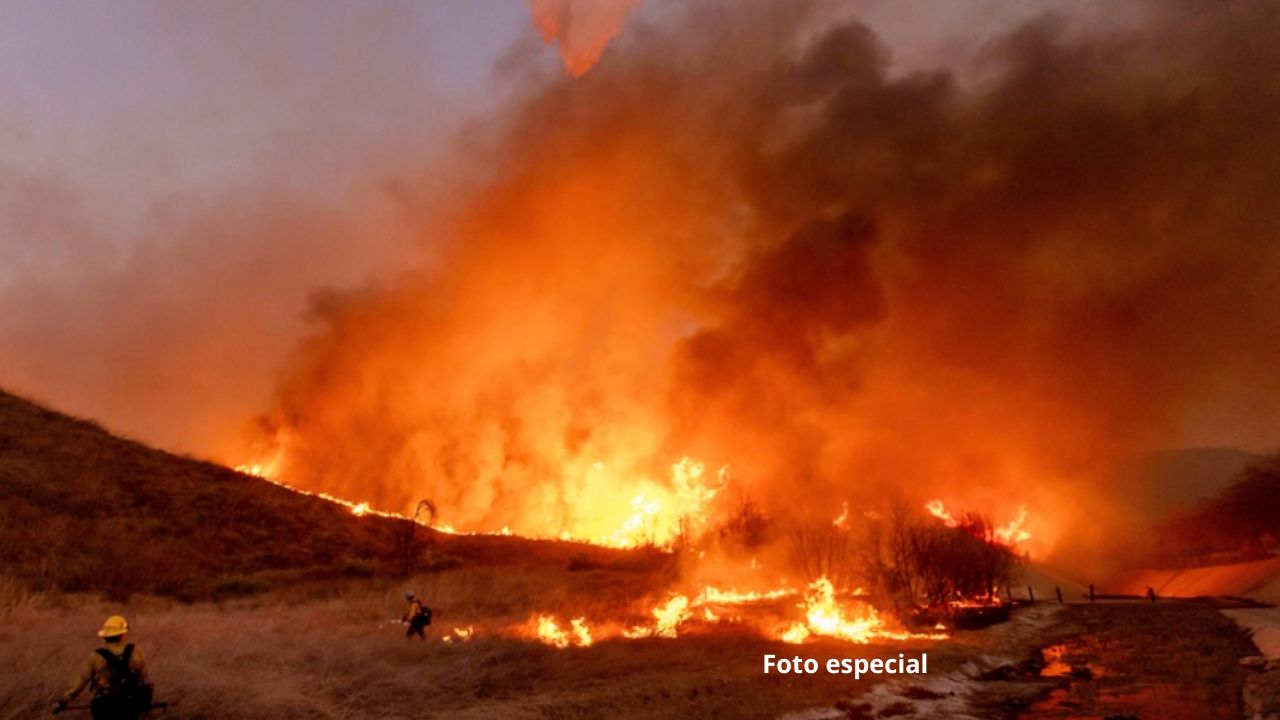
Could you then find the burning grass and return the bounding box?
[0,386,1091,717]
[233,442,1030,648]
[0,387,689,603]
[0,571,999,720]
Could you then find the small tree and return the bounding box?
[715,496,770,549]
[858,503,924,611]
[788,519,859,591]
[862,505,1018,608]
[397,499,437,577]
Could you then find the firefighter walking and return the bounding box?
[54,615,154,719]
[403,591,432,640]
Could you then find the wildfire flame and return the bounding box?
[924,499,958,528]
[832,501,850,528]
[517,574,949,648]
[693,586,796,606]
[778,577,948,645]
[237,460,415,523]
[527,0,639,77]
[534,615,593,648]
[925,499,1032,548]
[994,506,1031,545]
[246,454,975,652]
[605,458,725,548]
[239,454,727,550]
[623,593,692,639]
[441,626,474,643]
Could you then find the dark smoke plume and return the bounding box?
[256,0,1280,570]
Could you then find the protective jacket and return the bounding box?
[407,599,426,620]
[62,643,148,702]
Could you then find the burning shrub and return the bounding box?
[788,521,860,592]
[862,504,1018,609]
[912,515,1017,605]
[714,497,770,550]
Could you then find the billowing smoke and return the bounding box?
[255,0,1280,569]
[0,3,451,455]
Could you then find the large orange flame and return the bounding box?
[924,499,1033,549]
[239,453,726,549]
[778,577,947,645]
[533,615,594,648]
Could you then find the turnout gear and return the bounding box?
[61,617,154,720]
[404,597,432,640]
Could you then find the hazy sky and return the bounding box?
[0,0,1145,457]
[0,1,539,453]
[0,2,523,233]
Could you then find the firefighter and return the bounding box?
[54,615,153,719]
[403,591,432,640]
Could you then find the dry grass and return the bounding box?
[1,569,568,719]
[1,390,1256,717]
[0,388,668,603]
[9,572,1253,719]
[0,567,989,720]
[0,388,412,599]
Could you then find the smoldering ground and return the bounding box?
[250,0,1280,573]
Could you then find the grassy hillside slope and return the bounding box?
[0,389,645,600]
[0,389,415,599]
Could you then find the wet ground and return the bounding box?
[788,601,1259,719]
[994,602,1253,719]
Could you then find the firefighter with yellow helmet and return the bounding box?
[403,591,433,640]
[54,615,153,718]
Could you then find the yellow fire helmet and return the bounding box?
[97,615,129,638]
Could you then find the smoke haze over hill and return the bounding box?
[2,1,1279,572]
[241,0,1280,569]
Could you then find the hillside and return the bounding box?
[1055,447,1268,573]
[0,389,640,600]
[1113,447,1263,518]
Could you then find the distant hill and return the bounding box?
[1040,447,1265,580]
[1094,447,1277,570]
[1112,447,1263,520]
[0,389,638,600]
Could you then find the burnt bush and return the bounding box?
[862,504,1018,608]
[715,497,770,549]
[788,521,859,591]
